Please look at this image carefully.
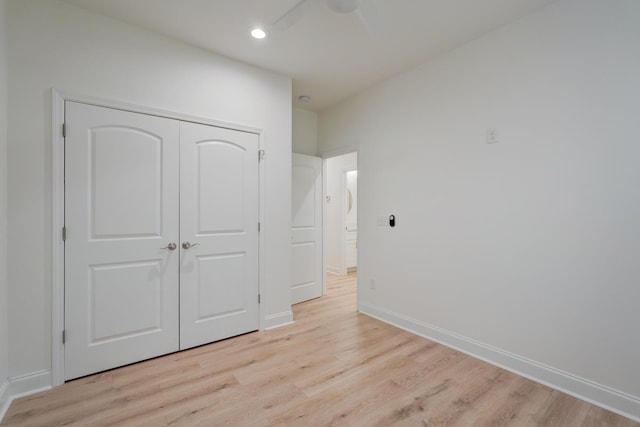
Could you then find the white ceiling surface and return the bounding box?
[63,0,557,111]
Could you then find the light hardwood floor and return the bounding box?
[2,273,638,426]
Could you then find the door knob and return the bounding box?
[161,243,177,250]
[182,241,200,249]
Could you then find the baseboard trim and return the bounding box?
[9,370,52,399]
[0,370,52,423]
[326,265,344,276]
[263,310,294,330]
[359,302,640,423]
[0,381,11,423]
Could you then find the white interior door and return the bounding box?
[64,102,180,380]
[179,121,260,350]
[345,170,358,269]
[291,153,323,304]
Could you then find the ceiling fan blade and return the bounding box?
[271,0,315,31]
[326,0,361,14]
[354,0,384,38]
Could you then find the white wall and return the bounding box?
[319,0,640,420]
[6,0,292,392]
[292,107,318,156]
[325,152,357,275]
[0,0,10,417]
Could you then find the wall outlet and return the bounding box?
[487,128,498,144]
[370,279,376,290]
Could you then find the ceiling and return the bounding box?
[62,0,557,112]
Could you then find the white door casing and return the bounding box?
[291,154,323,304]
[179,121,260,350]
[64,102,180,380]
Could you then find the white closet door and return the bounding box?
[291,154,323,304]
[179,121,260,350]
[65,102,180,380]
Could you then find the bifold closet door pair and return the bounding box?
[64,102,260,380]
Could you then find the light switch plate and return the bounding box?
[487,128,498,144]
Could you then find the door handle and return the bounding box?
[182,241,200,249]
[161,243,177,251]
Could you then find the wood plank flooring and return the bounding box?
[2,273,638,426]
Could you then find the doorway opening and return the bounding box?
[323,151,358,303]
[290,150,358,308]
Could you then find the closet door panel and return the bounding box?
[65,102,180,380]
[179,122,260,350]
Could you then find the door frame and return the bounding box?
[320,147,359,294]
[51,89,267,386]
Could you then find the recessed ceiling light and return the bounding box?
[250,28,267,39]
[299,95,311,103]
